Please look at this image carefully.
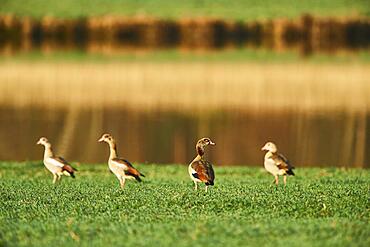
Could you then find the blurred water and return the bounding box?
[0,61,369,167]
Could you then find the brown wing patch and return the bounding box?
[272,153,295,175]
[125,165,141,177]
[271,154,288,169]
[62,164,76,173]
[112,158,144,180]
[276,163,289,170]
[53,157,77,177]
[191,160,214,184]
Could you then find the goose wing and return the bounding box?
[190,160,215,185]
[111,158,145,180]
[53,157,77,176]
[271,153,295,175]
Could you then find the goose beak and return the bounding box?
[98,137,105,142]
[36,140,41,145]
[261,145,267,151]
[210,141,216,145]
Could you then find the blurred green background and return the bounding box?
[1,0,369,19]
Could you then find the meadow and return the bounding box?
[0,162,369,247]
[0,0,368,20]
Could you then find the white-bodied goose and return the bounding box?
[261,142,295,185]
[98,133,144,188]
[37,137,77,183]
[188,137,216,192]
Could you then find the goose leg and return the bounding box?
[283,175,287,186]
[57,174,62,182]
[120,178,126,189]
[205,185,208,192]
[194,181,198,190]
[275,175,279,186]
[52,174,57,184]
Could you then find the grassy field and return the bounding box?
[2,49,370,64]
[0,0,368,20]
[0,162,369,247]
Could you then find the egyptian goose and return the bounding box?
[261,142,295,185]
[98,133,144,188]
[36,137,77,184]
[188,137,216,192]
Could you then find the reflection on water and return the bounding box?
[0,61,369,167]
[0,106,368,167]
[1,15,369,55]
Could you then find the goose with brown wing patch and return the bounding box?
[188,137,216,192]
[37,137,77,184]
[98,133,144,188]
[261,142,295,186]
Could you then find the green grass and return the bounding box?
[0,162,369,247]
[1,49,370,64]
[0,0,368,20]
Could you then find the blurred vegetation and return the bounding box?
[1,162,369,247]
[1,49,370,63]
[0,0,369,20]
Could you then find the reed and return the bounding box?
[0,61,369,113]
[0,15,369,55]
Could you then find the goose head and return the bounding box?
[261,142,277,153]
[98,133,115,145]
[36,137,51,147]
[197,137,216,148]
